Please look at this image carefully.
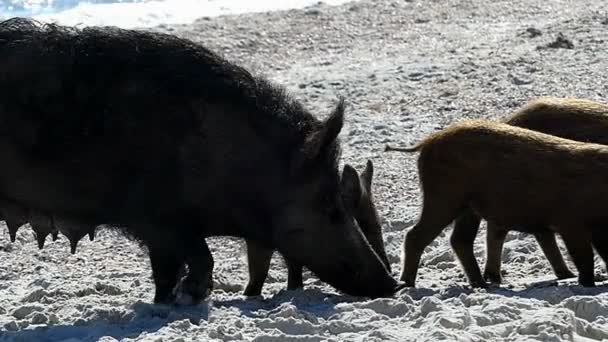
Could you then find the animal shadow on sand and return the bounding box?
[400,278,608,304]
[213,287,360,320]
[0,301,210,342]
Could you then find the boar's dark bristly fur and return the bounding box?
[0,18,397,303]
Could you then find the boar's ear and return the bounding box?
[299,98,345,165]
[360,160,373,193]
[341,164,361,211]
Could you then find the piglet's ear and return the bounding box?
[360,160,374,193]
[341,164,361,211]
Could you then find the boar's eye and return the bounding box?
[324,202,344,224]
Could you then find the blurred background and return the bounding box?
[0,0,354,28]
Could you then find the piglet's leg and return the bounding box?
[560,229,595,287]
[483,222,509,284]
[590,229,608,274]
[400,193,465,287]
[534,230,575,280]
[450,210,485,288]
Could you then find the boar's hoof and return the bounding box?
[153,291,177,305]
[51,230,59,241]
[88,230,95,241]
[179,272,212,304]
[578,275,595,287]
[556,270,576,280]
[469,279,489,289]
[243,284,262,297]
[483,270,503,284]
[394,281,408,292]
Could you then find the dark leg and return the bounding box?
[148,246,182,304]
[560,229,595,287]
[534,230,575,280]
[483,222,508,284]
[286,259,303,290]
[244,240,273,296]
[181,239,214,303]
[450,209,485,288]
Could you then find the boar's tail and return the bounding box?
[384,143,423,153]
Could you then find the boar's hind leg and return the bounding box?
[286,260,303,290]
[534,230,575,280]
[560,229,595,287]
[450,210,486,288]
[400,191,466,287]
[244,240,273,296]
[148,246,183,304]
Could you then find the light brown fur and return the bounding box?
[396,119,608,288]
[479,97,608,283]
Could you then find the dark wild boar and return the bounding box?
[244,160,391,296]
[387,120,608,288]
[0,18,398,303]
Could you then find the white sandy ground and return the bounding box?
[2,0,608,340]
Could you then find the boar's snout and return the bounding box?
[328,253,398,298]
[275,211,398,298]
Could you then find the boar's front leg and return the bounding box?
[148,245,183,304]
[286,260,303,290]
[180,238,214,303]
[244,240,273,296]
[244,240,304,296]
[450,209,486,288]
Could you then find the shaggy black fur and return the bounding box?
[0,18,396,303]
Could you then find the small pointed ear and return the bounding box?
[341,164,361,211]
[301,98,345,161]
[360,160,373,192]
